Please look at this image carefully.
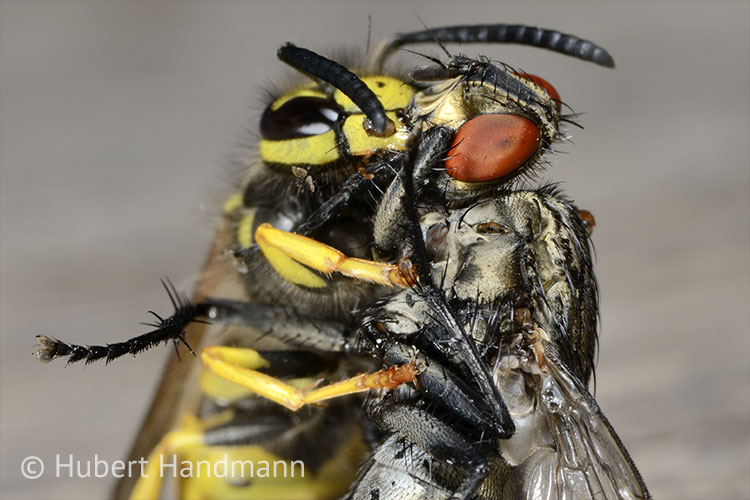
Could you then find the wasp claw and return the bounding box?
[34,335,66,363]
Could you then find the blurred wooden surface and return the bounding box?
[1,3,748,499]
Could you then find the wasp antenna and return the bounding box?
[277,43,395,137]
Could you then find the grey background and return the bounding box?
[1,2,748,499]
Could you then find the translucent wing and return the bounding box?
[498,337,651,500]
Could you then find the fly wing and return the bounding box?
[507,347,650,500]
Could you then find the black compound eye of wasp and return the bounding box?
[34,23,649,500]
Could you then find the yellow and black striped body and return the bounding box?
[125,72,417,500]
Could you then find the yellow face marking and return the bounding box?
[260,76,412,172]
[259,130,339,166]
[334,76,412,112]
[344,111,411,156]
[237,211,256,248]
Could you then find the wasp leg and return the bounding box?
[133,348,372,500]
[365,401,489,500]
[199,349,338,403]
[130,422,204,500]
[201,346,419,411]
[254,223,408,287]
[34,295,352,365]
[196,298,350,352]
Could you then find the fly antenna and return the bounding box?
[370,23,614,70]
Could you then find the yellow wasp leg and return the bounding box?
[254,222,409,287]
[302,363,420,404]
[130,423,204,500]
[201,346,419,411]
[132,348,418,499]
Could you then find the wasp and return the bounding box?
[34,23,647,499]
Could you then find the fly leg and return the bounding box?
[295,157,398,236]
[369,339,505,440]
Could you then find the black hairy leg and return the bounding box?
[35,280,350,365]
[35,279,202,365]
[394,128,515,437]
[295,157,399,236]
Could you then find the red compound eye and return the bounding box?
[516,73,560,110]
[445,114,540,183]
